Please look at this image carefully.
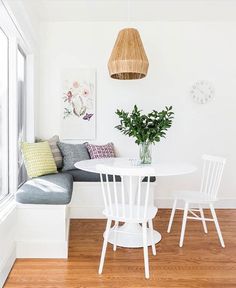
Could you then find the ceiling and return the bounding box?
[16,0,236,22]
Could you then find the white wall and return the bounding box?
[38,21,236,203]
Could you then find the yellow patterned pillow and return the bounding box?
[21,141,58,178]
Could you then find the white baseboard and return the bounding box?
[0,244,16,288]
[16,240,68,259]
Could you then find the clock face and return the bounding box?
[190,81,214,104]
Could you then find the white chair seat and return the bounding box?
[103,204,158,223]
[174,190,217,203]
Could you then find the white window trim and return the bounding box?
[0,27,9,201]
[0,1,35,203]
[2,0,35,144]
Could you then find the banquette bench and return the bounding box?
[15,168,156,258]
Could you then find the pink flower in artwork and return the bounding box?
[67,91,73,102]
[82,88,90,97]
[73,81,79,88]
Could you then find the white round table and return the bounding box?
[75,158,197,248]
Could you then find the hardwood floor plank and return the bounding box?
[4,209,236,288]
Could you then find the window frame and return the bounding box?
[0,27,9,201]
[0,1,35,202]
[17,45,27,187]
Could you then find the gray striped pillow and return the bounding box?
[36,135,63,169]
[57,142,90,171]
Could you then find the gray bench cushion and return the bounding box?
[16,169,156,205]
[16,173,73,205]
[61,169,121,182]
[62,169,101,182]
[62,169,156,183]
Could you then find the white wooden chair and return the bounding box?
[97,164,157,279]
[167,154,226,248]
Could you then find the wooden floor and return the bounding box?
[5,209,236,288]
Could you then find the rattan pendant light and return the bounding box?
[108,28,149,80]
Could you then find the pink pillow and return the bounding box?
[85,142,115,159]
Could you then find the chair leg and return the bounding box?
[142,222,150,279]
[167,199,177,233]
[179,202,189,247]
[148,220,156,256]
[209,203,225,248]
[199,205,208,233]
[113,221,119,251]
[98,219,112,274]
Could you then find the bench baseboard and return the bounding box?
[16,240,68,258]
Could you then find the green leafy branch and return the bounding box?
[115,105,174,145]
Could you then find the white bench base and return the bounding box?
[16,204,70,258]
[69,182,105,219]
[16,182,157,258]
[69,182,157,219]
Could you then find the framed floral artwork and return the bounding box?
[61,68,96,139]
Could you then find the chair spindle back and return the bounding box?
[97,165,155,221]
[200,155,226,199]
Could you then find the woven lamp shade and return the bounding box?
[108,28,149,80]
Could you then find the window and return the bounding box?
[17,47,27,186]
[0,2,33,202]
[0,28,9,200]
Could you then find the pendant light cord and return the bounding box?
[128,0,131,25]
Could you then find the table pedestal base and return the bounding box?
[104,223,162,248]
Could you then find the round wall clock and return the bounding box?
[190,81,214,104]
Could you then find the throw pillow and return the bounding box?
[85,142,115,159]
[21,141,58,178]
[57,142,90,171]
[35,135,63,169]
